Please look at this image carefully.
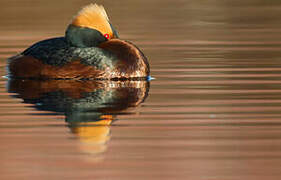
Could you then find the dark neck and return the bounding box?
[65,25,108,47]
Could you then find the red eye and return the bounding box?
[104,34,110,39]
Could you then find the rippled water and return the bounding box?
[1,0,281,179]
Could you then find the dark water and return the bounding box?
[1,0,281,179]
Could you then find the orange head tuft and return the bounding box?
[71,4,116,40]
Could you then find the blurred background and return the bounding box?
[1,0,281,180]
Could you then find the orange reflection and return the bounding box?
[8,79,149,158]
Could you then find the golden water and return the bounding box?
[1,0,281,179]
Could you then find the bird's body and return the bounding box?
[7,4,149,80]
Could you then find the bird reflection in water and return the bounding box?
[7,79,149,159]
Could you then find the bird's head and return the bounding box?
[65,4,119,47]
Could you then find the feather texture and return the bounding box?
[71,4,113,37]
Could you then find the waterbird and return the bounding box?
[7,4,150,80]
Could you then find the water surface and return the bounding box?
[1,0,281,180]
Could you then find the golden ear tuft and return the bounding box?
[71,4,113,37]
